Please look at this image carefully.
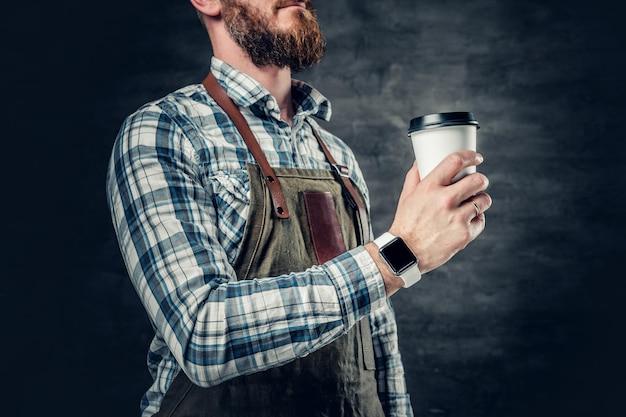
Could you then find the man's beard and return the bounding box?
[221,0,326,72]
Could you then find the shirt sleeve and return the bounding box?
[370,298,415,416]
[106,104,388,388]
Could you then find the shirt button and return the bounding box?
[266,100,276,110]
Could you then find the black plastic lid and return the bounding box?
[408,112,480,135]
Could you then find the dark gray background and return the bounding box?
[5,0,625,415]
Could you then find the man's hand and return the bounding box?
[366,150,492,296]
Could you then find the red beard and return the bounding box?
[221,0,326,72]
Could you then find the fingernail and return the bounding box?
[476,153,484,163]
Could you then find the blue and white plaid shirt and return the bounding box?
[107,58,413,417]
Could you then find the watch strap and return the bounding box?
[373,232,395,248]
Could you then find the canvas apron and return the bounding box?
[153,75,385,417]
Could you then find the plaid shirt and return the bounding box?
[106,58,413,417]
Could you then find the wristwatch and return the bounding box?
[373,232,421,288]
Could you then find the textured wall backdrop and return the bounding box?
[5,0,625,416]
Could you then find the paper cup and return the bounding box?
[408,112,480,183]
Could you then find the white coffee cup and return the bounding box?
[408,112,480,183]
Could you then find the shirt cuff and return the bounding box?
[323,246,387,330]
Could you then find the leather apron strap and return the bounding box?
[203,73,290,219]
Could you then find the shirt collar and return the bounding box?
[209,57,332,122]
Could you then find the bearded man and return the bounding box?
[106,1,491,416]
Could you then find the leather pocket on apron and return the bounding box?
[303,191,347,264]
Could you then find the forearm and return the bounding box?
[119,223,387,387]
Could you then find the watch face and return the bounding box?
[380,238,417,275]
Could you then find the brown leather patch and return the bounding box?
[303,191,347,264]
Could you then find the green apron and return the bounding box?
[153,75,385,417]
